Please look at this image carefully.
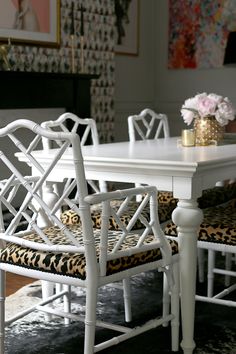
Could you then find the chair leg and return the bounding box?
[170,262,180,352]
[162,271,170,327]
[225,253,232,287]
[41,280,54,320]
[55,283,63,303]
[197,248,205,283]
[207,250,215,297]
[84,284,98,354]
[0,270,5,354]
[122,278,132,322]
[63,285,71,325]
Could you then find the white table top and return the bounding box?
[17,137,236,199]
[82,138,236,196]
[82,137,236,167]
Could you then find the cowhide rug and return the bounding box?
[4,270,236,354]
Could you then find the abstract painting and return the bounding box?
[168,0,236,68]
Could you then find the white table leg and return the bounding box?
[172,199,203,354]
[38,183,59,320]
[36,182,60,227]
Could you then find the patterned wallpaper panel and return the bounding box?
[6,0,115,143]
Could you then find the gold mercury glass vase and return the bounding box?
[193,115,225,146]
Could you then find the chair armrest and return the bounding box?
[84,185,157,205]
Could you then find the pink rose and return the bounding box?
[181,109,195,125]
[197,96,217,117]
[181,92,235,127]
[215,101,235,126]
[208,93,223,105]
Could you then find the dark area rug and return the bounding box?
[5,256,236,354]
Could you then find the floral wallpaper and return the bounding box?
[6,0,115,143]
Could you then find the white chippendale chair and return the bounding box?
[127,108,177,223]
[41,112,132,322]
[127,108,174,207]
[41,112,178,323]
[128,108,170,142]
[0,119,180,354]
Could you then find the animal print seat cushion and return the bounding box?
[61,200,176,229]
[164,199,236,246]
[60,183,236,229]
[158,191,177,206]
[0,226,178,280]
[158,182,236,209]
[197,182,236,209]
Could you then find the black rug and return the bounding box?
[5,262,236,354]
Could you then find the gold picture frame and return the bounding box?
[115,0,139,56]
[0,0,60,47]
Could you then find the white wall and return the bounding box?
[0,108,65,181]
[114,0,157,141]
[0,108,65,128]
[115,0,236,140]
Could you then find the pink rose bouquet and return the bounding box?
[181,92,235,126]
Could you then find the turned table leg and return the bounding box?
[172,199,203,354]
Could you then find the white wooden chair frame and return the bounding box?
[41,112,132,322]
[128,108,170,142]
[127,108,170,205]
[196,242,236,307]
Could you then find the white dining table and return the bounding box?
[16,136,236,354]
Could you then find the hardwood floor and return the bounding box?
[6,273,35,297]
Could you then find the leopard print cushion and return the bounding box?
[61,200,176,228]
[0,225,178,280]
[158,182,236,209]
[197,182,236,209]
[60,183,236,229]
[158,191,177,206]
[164,199,236,246]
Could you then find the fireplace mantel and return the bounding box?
[0,71,98,117]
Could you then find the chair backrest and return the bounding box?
[41,112,99,148]
[42,112,106,193]
[0,119,90,247]
[0,119,171,278]
[128,108,170,142]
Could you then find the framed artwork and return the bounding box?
[115,0,139,56]
[0,0,60,47]
[168,0,229,69]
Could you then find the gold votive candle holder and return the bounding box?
[181,129,196,147]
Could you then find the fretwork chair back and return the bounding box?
[0,119,180,354]
[41,112,131,322]
[164,198,236,307]
[41,112,107,194]
[128,108,170,142]
[127,108,176,208]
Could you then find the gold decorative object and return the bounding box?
[181,129,196,146]
[181,93,235,146]
[194,116,225,146]
[0,38,11,71]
